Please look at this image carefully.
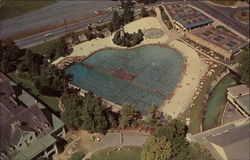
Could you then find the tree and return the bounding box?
[141,136,172,160]
[0,39,24,73]
[96,32,105,38]
[112,30,143,47]
[119,104,137,128]
[112,11,121,30]
[81,93,109,133]
[140,7,149,17]
[84,31,95,41]
[34,65,68,97]
[1,59,16,73]
[108,22,114,32]
[56,37,69,57]
[146,105,159,126]
[61,93,85,129]
[122,6,134,23]
[88,25,93,31]
[155,119,189,157]
[21,49,45,76]
[237,46,249,86]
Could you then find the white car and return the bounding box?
[44,32,54,37]
[231,6,238,8]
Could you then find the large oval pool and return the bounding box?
[65,45,184,114]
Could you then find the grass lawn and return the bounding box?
[188,65,226,134]
[7,73,60,112]
[0,0,56,21]
[91,146,142,160]
[29,38,59,56]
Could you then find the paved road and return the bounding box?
[14,6,145,49]
[2,0,249,49]
[189,1,249,38]
[0,0,119,38]
[82,131,148,160]
[15,12,114,48]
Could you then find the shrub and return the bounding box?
[96,32,105,38]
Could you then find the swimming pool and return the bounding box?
[65,45,184,114]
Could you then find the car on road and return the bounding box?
[44,32,54,37]
[231,6,238,9]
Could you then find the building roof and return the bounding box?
[164,2,213,29]
[0,72,64,160]
[12,134,56,160]
[227,84,249,97]
[237,95,250,114]
[207,124,250,160]
[190,27,248,54]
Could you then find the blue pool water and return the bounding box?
[65,45,184,114]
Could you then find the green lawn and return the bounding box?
[0,1,56,21]
[203,74,237,130]
[8,73,60,112]
[29,38,59,56]
[91,147,142,160]
[188,66,226,134]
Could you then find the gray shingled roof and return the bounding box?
[207,124,250,160]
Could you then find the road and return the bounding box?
[2,0,248,49]
[15,12,114,48]
[189,1,249,38]
[0,0,119,38]
[14,5,146,49]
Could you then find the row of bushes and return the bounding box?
[159,6,173,30]
[83,31,105,41]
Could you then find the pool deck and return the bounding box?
[53,13,206,119]
[160,40,206,119]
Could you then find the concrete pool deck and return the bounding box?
[53,15,205,119]
[160,40,206,119]
[52,17,170,65]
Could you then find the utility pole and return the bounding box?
[64,19,68,34]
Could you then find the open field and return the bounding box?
[7,73,60,112]
[91,146,142,160]
[0,0,56,21]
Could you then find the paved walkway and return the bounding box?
[82,130,149,160]
[160,40,207,119]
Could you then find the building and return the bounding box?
[227,84,249,117]
[186,26,248,59]
[206,124,250,160]
[0,72,66,160]
[164,2,213,31]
